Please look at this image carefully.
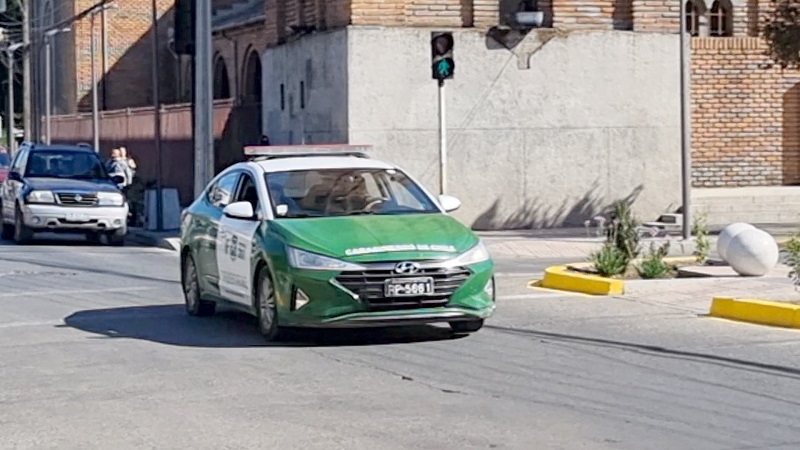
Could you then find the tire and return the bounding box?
[449,319,484,334]
[0,222,12,240]
[107,227,126,246]
[255,266,280,341]
[13,204,32,244]
[85,232,102,244]
[182,254,215,317]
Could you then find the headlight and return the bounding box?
[97,192,124,206]
[447,241,491,266]
[286,246,364,271]
[26,190,55,204]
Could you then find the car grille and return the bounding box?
[335,265,472,310]
[56,193,98,206]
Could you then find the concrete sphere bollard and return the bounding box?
[717,222,756,262]
[726,228,779,276]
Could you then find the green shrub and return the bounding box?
[605,201,641,266]
[785,234,800,290]
[590,244,628,277]
[637,241,672,279]
[692,212,710,264]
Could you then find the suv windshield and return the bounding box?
[25,150,109,180]
[264,168,440,218]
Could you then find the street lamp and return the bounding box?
[5,42,23,155]
[44,27,70,145]
[89,3,115,153]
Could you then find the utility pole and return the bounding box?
[6,43,22,154]
[44,28,70,145]
[151,0,163,230]
[194,0,213,198]
[90,11,99,152]
[679,0,693,240]
[21,0,30,142]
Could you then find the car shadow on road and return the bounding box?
[63,304,465,348]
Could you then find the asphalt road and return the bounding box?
[2,237,800,449]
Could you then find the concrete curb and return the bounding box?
[709,296,800,329]
[538,257,699,296]
[127,231,180,251]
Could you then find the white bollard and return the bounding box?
[726,228,779,276]
[717,222,756,262]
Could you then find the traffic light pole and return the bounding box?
[438,79,447,196]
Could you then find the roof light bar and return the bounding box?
[244,144,373,160]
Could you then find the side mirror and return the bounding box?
[438,194,461,213]
[7,171,21,182]
[223,201,256,220]
[110,174,125,185]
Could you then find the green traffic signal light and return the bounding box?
[431,32,454,81]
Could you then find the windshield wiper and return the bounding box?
[280,212,323,218]
[341,211,377,216]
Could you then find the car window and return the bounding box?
[11,148,27,173]
[263,168,439,218]
[207,171,239,209]
[24,150,108,179]
[233,172,261,213]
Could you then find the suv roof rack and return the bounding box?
[244,144,372,161]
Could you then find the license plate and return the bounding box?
[384,277,435,297]
[65,213,90,222]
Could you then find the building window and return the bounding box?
[280,84,285,110]
[684,0,702,36]
[709,0,732,36]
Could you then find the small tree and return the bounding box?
[762,0,800,69]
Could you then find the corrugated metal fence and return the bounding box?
[48,99,262,205]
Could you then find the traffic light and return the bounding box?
[431,32,454,81]
[174,0,195,55]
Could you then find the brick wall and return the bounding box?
[691,37,800,187]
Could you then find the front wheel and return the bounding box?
[107,227,126,246]
[449,319,484,334]
[256,266,280,341]
[183,254,215,317]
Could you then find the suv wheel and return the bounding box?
[107,227,126,246]
[0,203,13,240]
[13,204,32,244]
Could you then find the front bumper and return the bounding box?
[277,260,496,328]
[21,203,128,231]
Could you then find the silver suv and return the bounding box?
[0,143,128,245]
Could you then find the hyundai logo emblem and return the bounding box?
[74,194,82,202]
[394,261,421,274]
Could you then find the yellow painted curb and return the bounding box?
[538,257,700,296]
[540,264,624,295]
[709,297,800,329]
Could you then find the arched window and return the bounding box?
[242,50,262,105]
[709,0,733,36]
[213,56,231,100]
[684,0,703,36]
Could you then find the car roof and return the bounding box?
[252,155,396,173]
[27,144,97,153]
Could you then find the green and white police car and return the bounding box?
[179,145,495,341]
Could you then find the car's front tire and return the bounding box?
[449,319,484,334]
[182,254,215,317]
[13,204,32,244]
[255,266,280,341]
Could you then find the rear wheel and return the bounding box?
[449,319,484,334]
[13,204,32,244]
[0,203,13,240]
[256,266,280,341]
[183,254,215,317]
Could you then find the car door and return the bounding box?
[198,170,241,294]
[216,171,263,306]
[2,148,27,220]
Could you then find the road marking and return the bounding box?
[0,286,158,298]
[0,319,63,329]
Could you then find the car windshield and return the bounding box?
[0,153,9,167]
[25,150,109,180]
[264,168,440,218]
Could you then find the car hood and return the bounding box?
[270,213,480,262]
[25,177,120,192]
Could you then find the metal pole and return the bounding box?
[194,0,214,198]
[151,0,163,231]
[679,0,692,240]
[6,50,14,154]
[21,0,30,141]
[90,13,99,153]
[101,6,108,110]
[44,35,51,144]
[438,79,447,195]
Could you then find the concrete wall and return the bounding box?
[261,30,350,145]
[346,27,682,229]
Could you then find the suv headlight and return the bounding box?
[446,241,491,267]
[26,190,55,204]
[287,246,364,271]
[97,192,124,206]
